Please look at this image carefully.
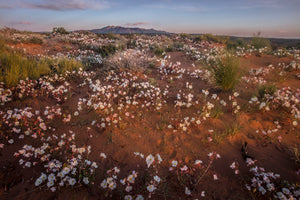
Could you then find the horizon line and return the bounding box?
[1,26,300,40]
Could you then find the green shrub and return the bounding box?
[252,32,271,49]
[27,37,43,45]
[52,27,68,35]
[46,57,83,74]
[237,38,247,47]
[180,33,190,39]
[165,43,174,52]
[226,41,238,50]
[106,33,116,40]
[227,38,247,50]
[154,48,164,57]
[207,52,240,91]
[173,42,184,50]
[193,36,202,43]
[258,84,276,99]
[201,34,229,44]
[0,37,6,51]
[94,44,117,58]
[0,51,50,86]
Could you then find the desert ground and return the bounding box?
[0,28,299,200]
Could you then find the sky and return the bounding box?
[0,0,300,38]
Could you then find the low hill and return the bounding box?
[90,26,171,35]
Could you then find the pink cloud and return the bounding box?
[278,30,288,33]
[0,0,110,11]
[125,22,151,27]
[18,21,32,25]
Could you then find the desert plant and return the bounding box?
[224,122,241,136]
[0,51,50,86]
[27,37,43,45]
[153,48,165,57]
[95,44,117,58]
[258,84,277,99]
[46,57,83,74]
[226,40,238,50]
[251,32,271,49]
[207,51,241,91]
[211,104,223,118]
[52,27,68,35]
[173,42,184,50]
[290,145,300,167]
[237,38,247,47]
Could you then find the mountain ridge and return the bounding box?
[89,26,171,35]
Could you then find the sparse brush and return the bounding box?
[207,51,241,91]
[213,122,241,144]
[290,145,300,166]
[211,104,223,118]
[95,44,117,58]
[52,27,68,34]
[251,32,271,50]
[224,122,241,137]
[0,51,50,86]
[154,48,165,58]
[212,131,224,144]
[258,84,277,99]
[46,57,83,74]
[27,36,43,45]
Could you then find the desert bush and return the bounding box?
[27,37,43,45]
[237,38,247,47]
[180,33,190,39]
[94,44,117,58]
[0,51,50,86]
[52,27,68,35]
[173,42,184,50]
[106,33,116,40]
[290,145,300,167]
[201,34,229,44]
[251,32,271,49]
[153,48,165,57]
[165,43,174,52]
[226,41,238,50]
[193,36,202,43]
[207,52,241,91]
[258,84,277,99]
[227,38,247,50]
[127,39,137,49]
[0,37,5,51]
[46,57,83,74]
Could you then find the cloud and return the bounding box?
[146,4,206,12]
[17,21,32,25]
[235,0,281,9]
[125,22,151,27]
[0,0,111,11]
[278,30,288,33]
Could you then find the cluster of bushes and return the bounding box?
[165,42,184,52]
[52,27,69,35]
[226,33,272,51]
[207,51,241,91]
[193,34,230,44]
[226,38,247,50]
[149,42,184,57]
[25,36,43,45]
[94,44,118,57]
[0,39,82,86]
[45,57,83,74]
[0,52,49,86]
[153,47,165,57]
[258,84,277,99]
[251,33,271,50]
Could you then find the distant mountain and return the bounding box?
[89,26,171,35]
